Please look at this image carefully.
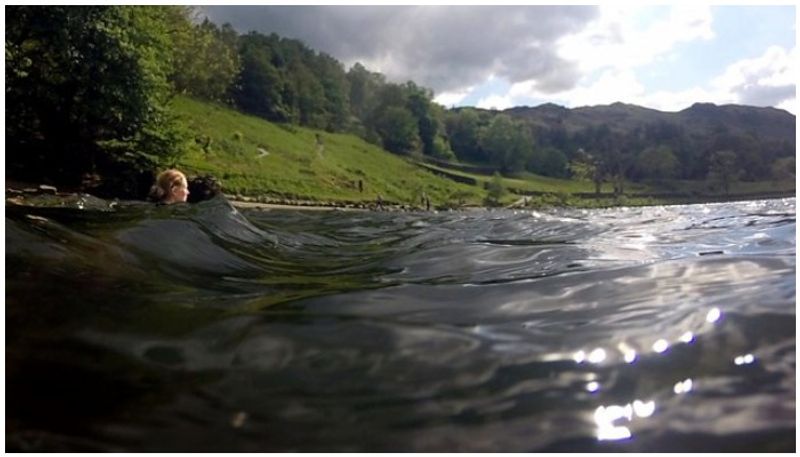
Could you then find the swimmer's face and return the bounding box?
[170,177,189,203]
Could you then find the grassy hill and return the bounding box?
[173,96,794,209]
[173,96,486,207]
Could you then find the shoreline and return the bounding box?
[230,199,368,212]
[5,182,795,213]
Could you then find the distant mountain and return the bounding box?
[503,101,795,145]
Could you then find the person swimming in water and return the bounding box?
[149,169,189,204]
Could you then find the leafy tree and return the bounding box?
[405,82,439,156]
[770,156,795,181]
[313,53,351,131]
[346,62,385,119]
[289,60,326,128]
[528,146,568,177]
[432,136,456,161]
[485,171,506,206]
[170,10,240,103]
[569,148,605,195]
[375,106,420,155]
[634,145,678,181]
[707,150,741,195]
[446,108,484,163]
[479,114,532,173]
[234,33,291,121]
[6,5,188,196]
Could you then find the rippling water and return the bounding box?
[6,196,795,451]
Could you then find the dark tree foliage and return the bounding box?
[445,108,486,163]
[6,6,187,197]
[528,146,569,178]
[234,33,292,122]
[170,9,240,103]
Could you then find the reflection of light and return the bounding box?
[617,342,637,363]
[679,331,694,343]
[652,339,669,353]
[588,348,606,364]
[597,424,632,441]
[674,378,693,394]
[574,350,586,364]
[633,400,655,418]
[594,403,637,441]
[734,354,755,365]
[593,398,656,441]
[586,381,600,392]
[706,308,721,323]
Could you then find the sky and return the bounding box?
[201,5,797,114]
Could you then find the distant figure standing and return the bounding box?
[425,195,431,211]
[358,179,363,193]
[376,194,383,209]
[149,169,189,204]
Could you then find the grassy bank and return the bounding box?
[174,96,484,208]
[174,96,795,209]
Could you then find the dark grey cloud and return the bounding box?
[201,6,598,96]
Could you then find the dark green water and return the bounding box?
[5,196,795,451]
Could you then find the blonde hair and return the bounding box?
[149,169,187,202]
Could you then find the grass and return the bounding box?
[173,96,484,207]
[173,96,795,209]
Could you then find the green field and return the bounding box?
[174,96,795,209]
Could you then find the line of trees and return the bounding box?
[6,5,795,198]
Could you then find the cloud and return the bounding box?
[476,94,514,111]
[712,45,796,109]
[201,5,598,95]
[501,6,796,114]
[556,4,714,74]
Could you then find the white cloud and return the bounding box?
[510,68,646,108]
[711,45,796,108]
[434,88,473,108]
[556,5,713,74]
[476,94,514,111]
[501,8,795,114]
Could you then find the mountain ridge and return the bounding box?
[499,101,795,143]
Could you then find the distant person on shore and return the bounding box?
[149,169,189,204]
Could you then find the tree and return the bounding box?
[6,6,188,196]
[634,145,677,182]
[528,146,568,178]
[347,62,385,119]
[479,114,533,173]
[405,82,439,156]
[170,11,240,103]
[313,53,351,131]
[569,148,605,195]
[234,33,292,122]
[446,108,484,163]
[289,60,326,128]
[485,172,506,206]
[707,150,741,195]
[375,106,420,155]
[770,156,795,181]
[432,136,456,161]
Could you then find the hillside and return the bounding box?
[503,101,795,144]
[173,96,486,207]
[172,96,794,210]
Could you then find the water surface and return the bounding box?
[6,197,795,451]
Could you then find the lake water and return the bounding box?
[6,196,796,451]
